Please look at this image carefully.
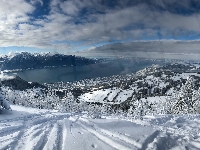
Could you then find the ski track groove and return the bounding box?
[37,123,54,150]
[139,130,160,150]
[1,111,199,150]
[28,129,46,150]
[79,118,180,150]
[36,115,70,150]
[77,119,134,150]
[22,126,47,150]
[61,119,68,150]
[8,124,27,150]
[0,132,20,150]
[56,121,64,150]
[0,112,70,150]
[80,118,142,149]
[43,123,59,150]
[12,122,47,149]
[0,124,24,137]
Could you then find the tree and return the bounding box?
[169,76,200,114]
[0,88,11,110]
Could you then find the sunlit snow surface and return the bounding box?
[0,105,200,150]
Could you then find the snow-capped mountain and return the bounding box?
[0,52,99,71]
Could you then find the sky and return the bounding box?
[1,0,200,55]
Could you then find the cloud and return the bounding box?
[30,0,43,6]
[77,40,200,60]
[1,0,200,53]
[87,40,200,53]
[0,73,15,81]
[60,1,79,15]
[0,1,35,37]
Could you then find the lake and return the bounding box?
[7,59,163,84]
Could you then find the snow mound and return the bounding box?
[0,98,11,110]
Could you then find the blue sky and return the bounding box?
[1,0,200,55]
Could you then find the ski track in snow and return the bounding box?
[0,106,200,150]
[77,118,142,150]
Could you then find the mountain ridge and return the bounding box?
[0,52,100,71]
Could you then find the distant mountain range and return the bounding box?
[0,52,100,71]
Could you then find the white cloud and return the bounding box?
[30,0,43,6]
[60,1,79,15]
[0,73,15,81]
[0,0,200,53]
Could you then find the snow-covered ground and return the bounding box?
[0,105,200,150]
[79,88,133,104]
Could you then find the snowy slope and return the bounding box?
[79,88,134,104]
[0,105,200,150]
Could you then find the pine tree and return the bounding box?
[171,76,200,114]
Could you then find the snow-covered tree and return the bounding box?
[0,87,11,110]
[167,76,200,114]
[127,96,145,120]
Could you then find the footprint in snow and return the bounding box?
[78,131,83,134]
[91,144,97,148]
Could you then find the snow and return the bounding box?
[107,89,121,102]
[0,105,200,150]
[115,90,133,103]
[141,96,167,103]
[79,89,110,103]
[0,98,11,110]
[171,72,200,81]
[0,91,11,110]
[79,88,134,104]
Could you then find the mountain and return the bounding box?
[0,52,99,71]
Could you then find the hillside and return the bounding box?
[42,62,200,114]
[1,75,47,91]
